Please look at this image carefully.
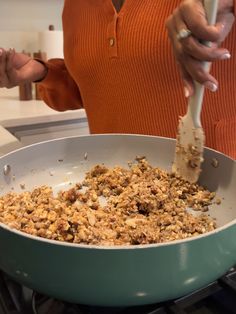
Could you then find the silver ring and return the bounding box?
[176,28,192,41]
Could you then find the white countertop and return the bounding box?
[0,87,87,154]
[0,87,86,127]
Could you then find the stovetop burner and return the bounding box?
[1,268,236,314]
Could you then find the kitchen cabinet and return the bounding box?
[0,87,89,155]
[7,119,89,146]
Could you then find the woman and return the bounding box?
[0,0,235,157]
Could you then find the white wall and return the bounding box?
[0,0,64,52]
[0,0,64,31]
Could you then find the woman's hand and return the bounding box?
[166,0,235,96]
[0,48,47,88]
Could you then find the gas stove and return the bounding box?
[0,268,236,314]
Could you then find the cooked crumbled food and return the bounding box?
[0,157,217,246]
[211,158,219,168]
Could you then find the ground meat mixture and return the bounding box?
[0,157,217,246]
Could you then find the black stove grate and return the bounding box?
[0,268,236,314]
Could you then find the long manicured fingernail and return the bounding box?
[204,81,218,92]
[220,52,231,60]
[184,86,190,98]
[0,49,2,56]
[218,23,226,31]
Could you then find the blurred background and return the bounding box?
[0,0,63,52]
[0,0,88,156]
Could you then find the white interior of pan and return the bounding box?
[0,134,235,229]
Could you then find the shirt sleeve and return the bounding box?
[38,58,83,112]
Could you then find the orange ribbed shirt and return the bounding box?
[39,0,236,159]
